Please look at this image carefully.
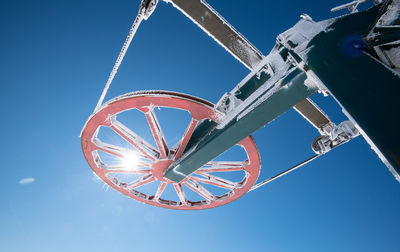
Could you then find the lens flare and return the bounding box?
[120,151,140,170]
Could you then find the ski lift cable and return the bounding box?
[249,138,354,192]
[249,154,320,192]
[94,0,158,113]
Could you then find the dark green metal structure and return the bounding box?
[307,3,400,180]
[164,0,400,183]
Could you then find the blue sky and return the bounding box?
[1,0,400,251]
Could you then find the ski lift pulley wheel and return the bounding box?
[81,91,261,210]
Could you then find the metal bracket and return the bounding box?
[141,0,159,20]
[366,0,400,72]
[331,0,383,13]
[166,0,334,134]
[312,121,360,154]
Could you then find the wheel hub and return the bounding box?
[150,159,175,183]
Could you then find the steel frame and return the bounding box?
[82,0,400,207]
[162,0,400,182]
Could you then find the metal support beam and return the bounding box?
[294,98,331,131]
[166,0,334,137]
[165,0,263,70]
[163,1,400,183]
[306,2,400,180]
[164,68,317,182]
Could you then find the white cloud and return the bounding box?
[19,177,35,185]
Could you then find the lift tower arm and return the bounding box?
[165,0,332,132]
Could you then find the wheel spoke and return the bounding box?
[153,182,167,201]
[173,184,187,205]
[191,173,237,190]
[103,160,150,169]
[174,118,198,160]
[92,138,150,167]
[145,109,169,159]
[185,178,214,202]
[105,167,151,174]
[126,174,155,189]
[109,117,158,161]
[92,138,129,158]
[197,161,247,173]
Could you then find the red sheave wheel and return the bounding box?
[81,91,260,210]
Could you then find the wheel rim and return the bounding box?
[81,91,261,210]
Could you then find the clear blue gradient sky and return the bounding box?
[1,0,399,251]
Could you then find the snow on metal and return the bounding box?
[163,0,264,70]
[81,91,261,210]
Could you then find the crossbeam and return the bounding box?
[164,1,400,183]
[165,0,333,132]
[164,62,318,182]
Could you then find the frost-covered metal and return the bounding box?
[82,91,260,210]
[312,121,360,154]
[331,0,383,13]
[366,0,400,73]
[93,0,159,112]
[82,0,400,210]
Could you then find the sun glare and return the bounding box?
[120,152,140,170]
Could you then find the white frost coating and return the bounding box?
[230,34,262,69]
[304,68,330,95]
[215,91,243,114]
[164,0,263,70]
[357,124,400,183]
[80,90,224,138]
[378,0,400,25]
[237,66,306,122]
[278,18,336,60]
[231,55,277,95]
[312,121,360,154]
[385,46,400,70]
[216,49,288,129]
[367,1,400,40]
[216,18,337,128]
[304,73,321,90]
[94,9,146,113]
[215,18,336,129]
[367,0,400,73]
[364,131,399,178]
[331,0,370,13]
